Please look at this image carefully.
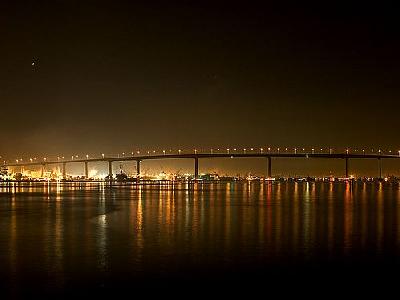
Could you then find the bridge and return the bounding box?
[3,149,400,180]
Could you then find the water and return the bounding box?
[1,181,400,297]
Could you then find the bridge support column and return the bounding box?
[84,162,89,179]
[62,162,66,180]
[41,164,46,178]
[378,158,382,179]
[108,161,113,183]
[136,160,141,178]
[345,158,349,178]
[267,157,272,178]
[194,157,199,180]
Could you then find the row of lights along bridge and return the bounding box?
[6,147,400,164]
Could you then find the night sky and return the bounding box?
[1,1,399,173]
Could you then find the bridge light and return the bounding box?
[163,150,166,155]
[86,154,89,159]
[136,151,140,155]
[294,148,297,154]
[102,153,105,158]
[260,148,263,153]
[227,148,230,154]
[285,148,288,151]
[268,147,271,151]
[44,157,47,161]
[250,148,254,151]
[312,148,315,154]
[16,159,18,163]
[233,148,237,151]
[329,148,333,154]
[277,148,280,153]
[178,149,182,154]
[362,149,365,154]
[243,148,246,153]
[346,149,349,154]
[398,150,400,157]
[30,158,33,162]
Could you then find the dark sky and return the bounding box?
[1,1,399,160]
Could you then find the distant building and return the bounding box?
[200,173,219,181]
[0,166,8,175]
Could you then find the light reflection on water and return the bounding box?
[1,181,400,294]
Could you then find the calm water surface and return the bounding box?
[1,181,400,296]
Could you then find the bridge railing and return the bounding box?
[3,147,400,165]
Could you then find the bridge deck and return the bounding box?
[4,153,400,167]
